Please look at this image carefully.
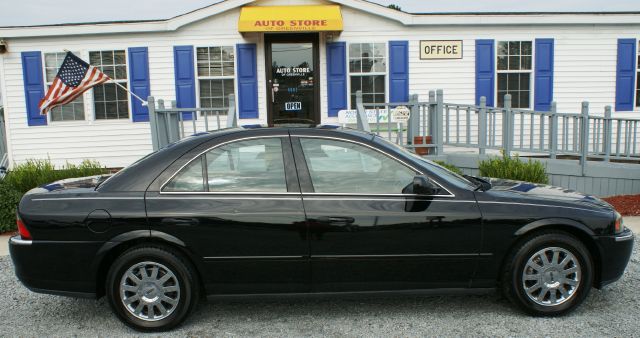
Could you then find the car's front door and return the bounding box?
[145,134,309,294]
[291,134,482,291]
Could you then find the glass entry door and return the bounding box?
[266,34,319,125]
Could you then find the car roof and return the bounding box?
[98,125,376,192]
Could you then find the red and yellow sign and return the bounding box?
[238,5,343,32]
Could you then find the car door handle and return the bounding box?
[316,216,355,226]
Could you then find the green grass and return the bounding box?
[0,159,107,233]
[478,152,548,184]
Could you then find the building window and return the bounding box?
[636,40,640,108]
[497,41,532,109]
[196,46,235,114]
[44,52,85,121]
[89,50,129,120]
[348,43,386,109]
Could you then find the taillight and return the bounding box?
[16,213,32,240]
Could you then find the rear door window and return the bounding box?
[163,138,288,193]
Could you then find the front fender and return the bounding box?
[514,218,596,237]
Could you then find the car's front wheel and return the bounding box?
[502,231,593,316]
[106,246,198,331]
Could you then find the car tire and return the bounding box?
[501,230,593,316]
[106,246,199,332]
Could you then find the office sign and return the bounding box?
[420,40,463,60]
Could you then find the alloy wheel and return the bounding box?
[522,246,581,306]
[119,261,181,321]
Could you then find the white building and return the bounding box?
[0,0,639,168]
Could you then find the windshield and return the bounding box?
[374,136,477,190]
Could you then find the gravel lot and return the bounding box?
[0,238,638,337]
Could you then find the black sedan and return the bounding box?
[9,126,634,331]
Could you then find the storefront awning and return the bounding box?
[238,5,343,32]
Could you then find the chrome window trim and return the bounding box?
[147,195,302,201]
[159,191,298,195]
[159,133,456,198]
[160,135,290,193]
[293,135,455,198]
[303,196,475,202]
[31,197,143,201]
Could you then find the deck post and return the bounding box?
[407,93,419,145]
[435,89,444,155]
[226,93,238,128]
[478,96,487,155]
[603,106,612,162]
[502,94,512,157]
[147,96,159,151]
[355,90,371,132]
[580,101,590,175]
[157,99,169,149]
[428,91,436,154]
[549,101,558,159]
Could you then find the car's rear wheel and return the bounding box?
[502,231,593,316]
[106,246,198,332]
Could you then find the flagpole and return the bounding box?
[109,80,148,106]
[63,49,148,106]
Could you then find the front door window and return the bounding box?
[267,35,318,124]
[299,138,415,194]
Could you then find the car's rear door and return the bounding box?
[290,131,482,291]
[145,131,309,294]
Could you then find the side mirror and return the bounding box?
[411,175,439,195]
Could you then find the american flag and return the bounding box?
[39,52,109,114]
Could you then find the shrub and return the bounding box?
[0,159,107,233]
[478,152,548,184]
[3,159,107,194]
[433,160,464,175]
[0,182,21,233]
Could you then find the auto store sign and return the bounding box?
[420,40,463,59]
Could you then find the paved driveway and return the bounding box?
[0,236,638,337]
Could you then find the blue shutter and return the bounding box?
[326,42,347,117]
[534,39,554,111]
[236,44,258,119]
[173,45,197,120]
[475,39,495,107]
[615,39,637,111]
[389,41,409,103]
[21,51,47,126]
[128,47,151,122]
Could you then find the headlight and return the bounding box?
[614,212,624,234]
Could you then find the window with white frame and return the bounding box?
[89,50,129,120]
[636,40,640,108]
[497,41,532,109]
[348,43,386,109]
[196,46,235,114]
[44,52,85,121]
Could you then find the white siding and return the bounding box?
[1,0,639,168]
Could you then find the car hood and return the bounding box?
[485,178,614,212]
[24,174,113,195]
